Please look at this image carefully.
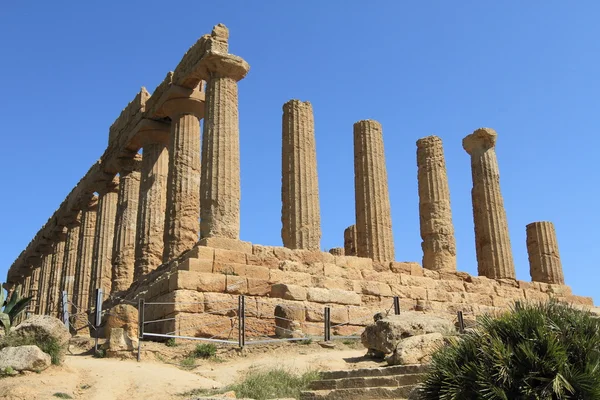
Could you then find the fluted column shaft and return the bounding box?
[281,100,321,250]
[73,197,97,330]
[344,225,357,256]
[200,56,249,239]
[163,100,201,262]
[47,238,66,317]
[135,142,169,279]
[417,136,457,271]
[353,120,395,262]
[90,178,119,307]
[61,216,81,313]
[23,275,31,299]
[37,254,52,315]
[112,155,142,293]
[463,128,515,279]
[29,267,40,314]
[526,221,565,284]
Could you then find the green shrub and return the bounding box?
[193,343,217,359]
[419,300,600,399]
[300,338,313,345]
[229,368,321,400]
[0,285,32,332]
[53,393,73,399]
[165,338,178,347]
[93,349,106,359]
[180,356,196,370]
[0,335,62,365]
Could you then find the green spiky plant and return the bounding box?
[0,285,32,332]
[418,300,600,399]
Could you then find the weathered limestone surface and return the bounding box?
[112,155,142,293]
[353,120,394,262]
[135,142,169,279]
[344,225,357,256]
[47,236,66,317]
[163,99,202,262]
[37,254,52,316]
[200,54,250,240]
[91,177,119,306]
[463,128,515,280]
[61,214,81,311]
[329,248,344,256]
[28,267,40,314]
[527,221,565,284]
[417,136,456,271]
[73,196,98,318]
[281,99,321,251]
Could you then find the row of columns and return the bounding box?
[18,51,249,322]
[279,108,564,285]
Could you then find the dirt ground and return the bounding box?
[0,338,381,400]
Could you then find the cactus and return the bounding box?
[0,285,32,332]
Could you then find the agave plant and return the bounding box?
[0,285,32,332]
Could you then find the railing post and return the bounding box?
[457,311,465,334]
[324,307,331,342]
[393,296,400,315]
[62,291,69,329]
[137,298,144,362]
[93,288,103,354]
[238,295,246,348]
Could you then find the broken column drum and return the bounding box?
[526,221,565,284]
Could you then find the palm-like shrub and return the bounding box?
[419,300,600,399]
[0,285,32,332]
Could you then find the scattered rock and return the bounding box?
[105,327,136,355]
[387,332,445,365]
[318,341,336,349]
[105,304,138,343]
[10,315,70,362]
[361,312,454,354]
[0,345,51,372]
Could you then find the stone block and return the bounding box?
[353,281,393,297]
[389,262,412,274]
[389,284,427,300]
[427,289,452,302]
[495,286,525,299]
[169,270,199,291]
[523,290,550,302]
[199,237,252,253]
[294,249,335,264]
[439,271,471,281]
[497,278,519,288]
[279,260,324,275]
[546,284,572,296]
[214,248,247,264]
[423,269,440,279]
[270,283,307,301]
[268,269,312,286]
[312,276,354,291]
[335,255,373,270]
[246,278,271,296]
[213,262,246,276]
[203,293,238,316]
[178,258,213,273]
[323,263,361,280]
[175,312,237,339]
[246,253,280,269]
[400,275,437,289]
[244,265,270,280]
[272,247,301,261]
[307,287,361,306]
[361,270,401,284]
[196,273,226,292]
[435,279,466,293]
[464,292,494,307]
[464,276,497,293]
[186,245,215,261]
[252,245,275,257]
[226,275,248,294]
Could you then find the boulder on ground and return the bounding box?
[0,345,51,372]
[105,304,138,344]
[361,312,454,354]
[9,315,70,362]
[387,332,445,365]
[104,327,136,357]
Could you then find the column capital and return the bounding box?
[52,226,68,242]
[118,153,143,174]
[82,194,99,211]
[463,127,497,155]
[283,99,312,112]
[354,119,382,131]
[96,175,119,195]
[66,210,83,228]
[162,96,204,119]
[199,52,250,81]
[416,135,443,149]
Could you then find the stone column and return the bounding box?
[135,143,169,280]
[61,213,81,313]
[23,275,31,299]
[162,99,202,262]
[328,248,344,256]
[47,233,67,317]
[90,177,119,307]
[73,196,98,332]
[344,225,357,256]
[417,136,457,271]
[526,221,565,284]
[29,266,41,314]
[353,120,395,262]
[200,54,250,240]
[112,155,142,293]
[281,100,321,250]
[37,253,52,315]
[463,128,515,279]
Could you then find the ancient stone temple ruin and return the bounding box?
[5,23,593,340]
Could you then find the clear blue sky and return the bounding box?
[0,1,597,304]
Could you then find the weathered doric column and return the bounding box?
[23,275,31,299]
[73,196,98,332]
[61,213,82,312]
[200,54,250,240]
[344,225,357,256]
[37,253,52,315]
[353,120,395,262]
[281,99,321,250]
[29,265,41,314]
[526,221,565,284]
[91,177,119,306]
[135,142,169,279]
[112,155,142,293]
[463,128,515,279]
[47,231,67,317]
[162,98,202,262]
[329,248,344,256]
[417,136,457,271]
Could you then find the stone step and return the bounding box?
[320,364,428,380]
[308,373,423,390]
[299,385,415,400]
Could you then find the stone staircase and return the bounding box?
[300,364,427,400]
